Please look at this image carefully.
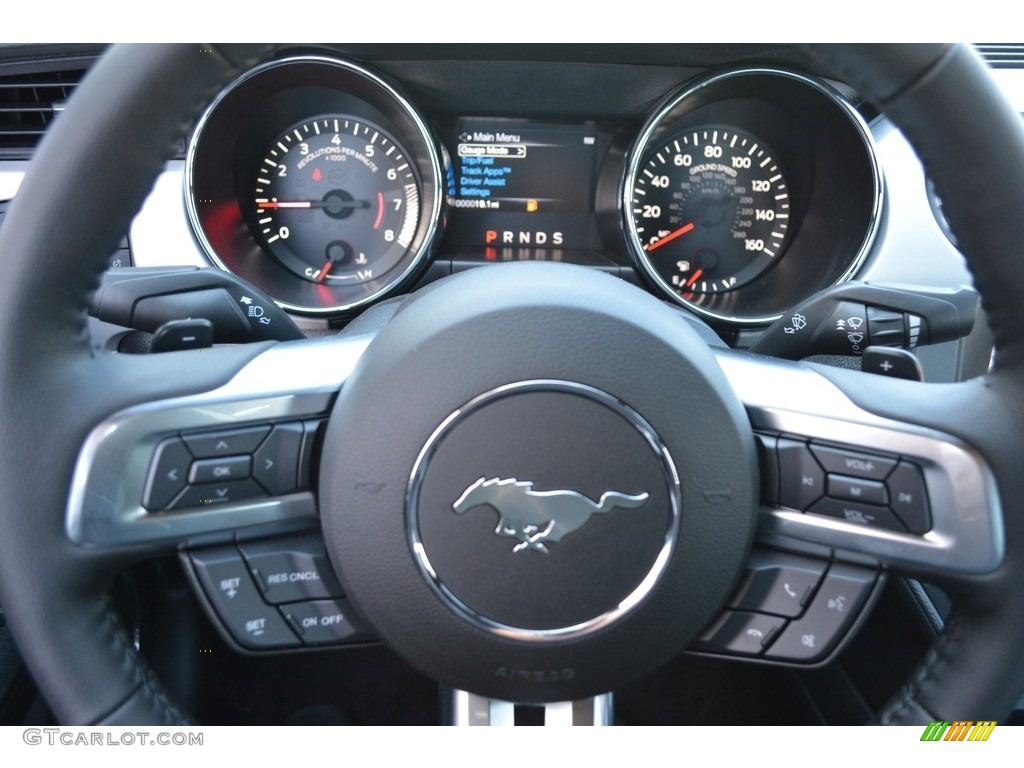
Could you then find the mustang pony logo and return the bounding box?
[452,477,649,554]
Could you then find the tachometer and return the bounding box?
[631,127,790,296]
[186,55,443,316]
[253,115,419,286]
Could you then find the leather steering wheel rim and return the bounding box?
[0,43,1022,725]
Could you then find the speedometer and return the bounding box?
[623,68,882,326]
[631,127,791,295]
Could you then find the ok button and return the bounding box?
[189,455,252,484]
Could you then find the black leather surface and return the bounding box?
[0,45,275,725]
[806,44,1024,723]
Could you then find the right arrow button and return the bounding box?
[253,422,304,496]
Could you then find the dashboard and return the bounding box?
[2,43,1024,726]
[0,43,985,352]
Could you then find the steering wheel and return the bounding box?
[1,43,1023,726]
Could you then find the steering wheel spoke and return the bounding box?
[716,349,1003,579]
[444,689,614,726]
[67,334,372,552]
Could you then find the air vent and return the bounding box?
[976,44,1024,68]
[0,68,85,156]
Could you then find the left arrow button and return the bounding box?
[143,437,192,511]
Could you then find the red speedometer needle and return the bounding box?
[645,222,695,252]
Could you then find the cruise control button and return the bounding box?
[190,547,300,649]
[170,479,267,510]
[182,425,271,458]
[281,599,376,645]
[189,454,252,484]
[809,443,896,481]
[765,563,876,662]
[252,423,303,495]
[143,437,192,511]
[777,438,825,511]
[887,461,931,534]
[807,498,906,532]
[696,611,785,656]
[239,533,344,604]
[729,552,825,618]
[826,474,888,506]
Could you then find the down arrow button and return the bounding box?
[253,423,304,496]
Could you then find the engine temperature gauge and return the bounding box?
[627,126,791,297]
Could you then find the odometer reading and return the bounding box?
[254,115,420,285]
[630,127,790,296]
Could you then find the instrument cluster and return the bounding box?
[187,55,881,327]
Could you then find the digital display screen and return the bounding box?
[444,119,610,250]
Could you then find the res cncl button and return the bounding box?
[238,533,344,604]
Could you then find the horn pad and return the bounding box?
[411,382,678,635]
[320,262,757,702]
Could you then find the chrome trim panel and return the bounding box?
[0,165,24,202]
[861,121,973,288]
[130,162,209,269]
[445,690,613,726]
[446,690,514,726]
[715,349,1003,574]
[66,334,373,549]
[991,68,1024,111]
[407,380,682,642]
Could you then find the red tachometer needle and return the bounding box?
[257,201,312,209]
[257,199,370,211]
[645,222,695,252]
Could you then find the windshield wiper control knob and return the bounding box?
[91,267,305,344]
[748,282,977,361]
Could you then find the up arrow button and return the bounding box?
[183,425,270,458]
